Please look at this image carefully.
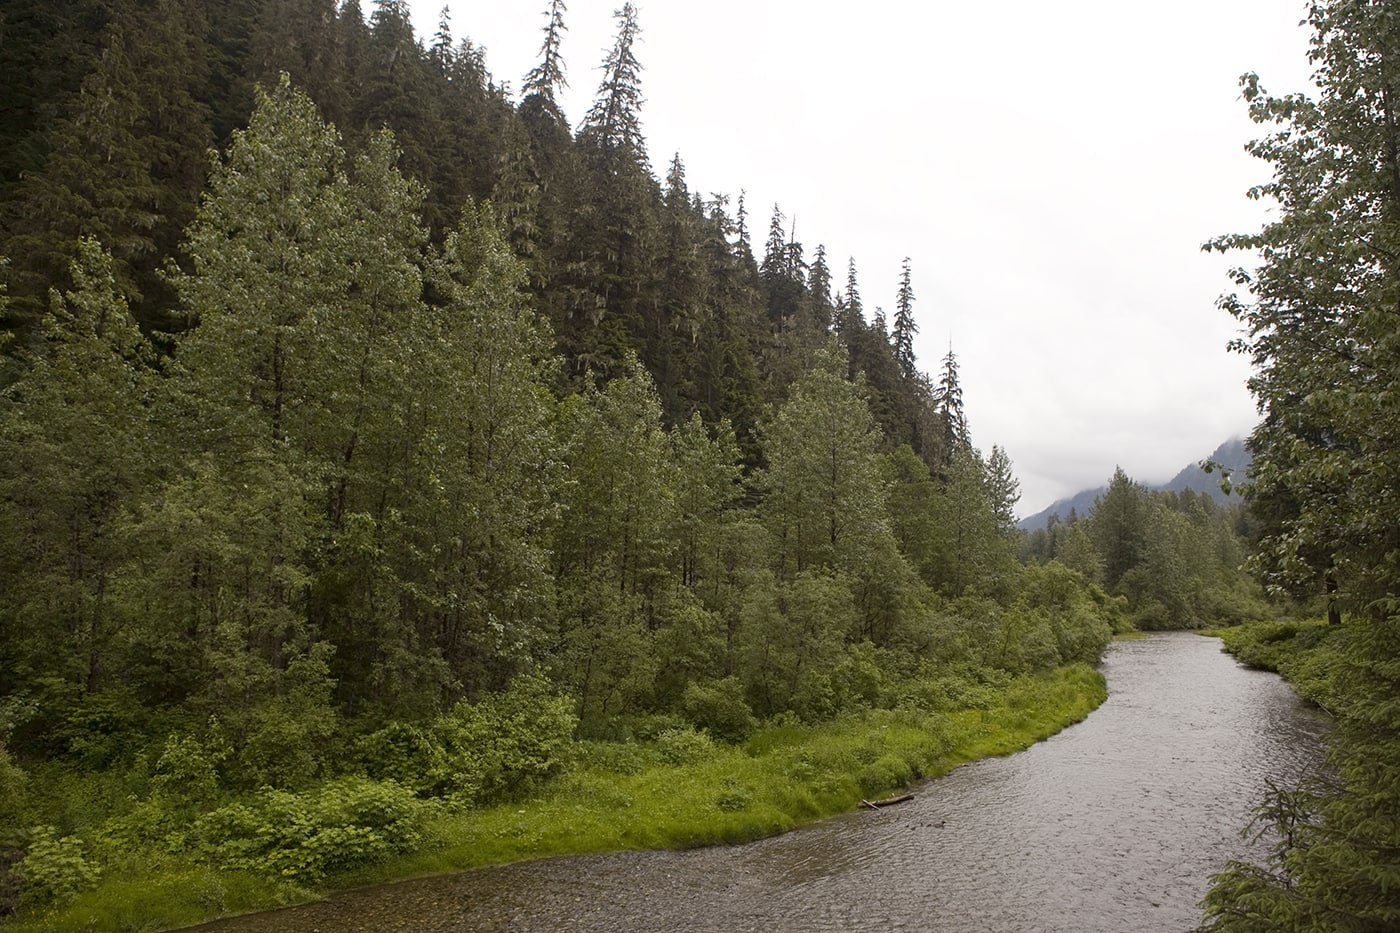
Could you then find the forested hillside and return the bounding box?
[1021,467,1268,630]
[0,1,1129,925]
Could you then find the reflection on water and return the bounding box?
[192,634,1330,932]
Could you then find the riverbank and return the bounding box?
[7,664,1106,933]
[1204,619,1344,713]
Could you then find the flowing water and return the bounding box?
[193,633,1331,932]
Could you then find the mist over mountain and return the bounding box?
[1017,437,1251,531]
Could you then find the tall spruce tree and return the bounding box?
[579,1,645,168]
[935,345,969,455]
[893,257,917,376]
[522,0,568,108]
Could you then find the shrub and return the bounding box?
[857,753,915,797]
[16,826,99,906]
[354,722,450,796]
[681,678,757,743]
[196,777,427,884]
[41,687,149,769]
[715,782,752,812]
[431,673,578,804]
[150,732,222,808]
[0,742,27,841]
[655,726,714,765]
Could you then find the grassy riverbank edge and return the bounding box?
[1201,619,1344,713]
[9,663,1106,933]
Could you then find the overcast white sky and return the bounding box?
[405,0,1316,516]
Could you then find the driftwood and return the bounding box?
[860,793,915,810]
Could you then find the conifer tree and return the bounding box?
[522,0,569,109]
[893,257,918,376]
[808,244,833,331]
[983,445,1021,534]
[580,2,645,168]
[492,117,544,265]
[246,0,346,126]
[735,190,754,265]
[652,153,705,416]
[355,0,459,231]
[428,5,454,73]
[935,345,970,454]
[691,195,765,452]
[0,0,210,334]
[1088,467,1146,590]
[759,205,788,286]
[559,2,657,385]
[517,1,574,179]
[835,258,866,350]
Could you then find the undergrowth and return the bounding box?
[5,664,1105,932]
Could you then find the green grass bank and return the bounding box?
[7,663,1105,933]
[1203,619,1345,714]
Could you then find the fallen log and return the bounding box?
[860,793,915,810]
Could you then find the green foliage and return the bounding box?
[355,722,450,797]
[149,733,223,811]
[1198,4,1400,924]
[225,643,341,791]
[16,826,99,907]
[654,726,715,765]
[429,673,578,804]
[736,569,854,719]
[858,753,915,797]
[1213,620,1344,713]
[0,741,26,842]
[196,777,428,884]
[0,238,155,698]
[1031,468,1267,630]
[1014,562,1116,666]
[759,345,892,578]
[681,677,757,743]
[0,15,1135,930]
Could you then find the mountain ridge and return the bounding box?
[1016,437,1251,531]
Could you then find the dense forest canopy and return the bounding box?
[0,0,1296,927]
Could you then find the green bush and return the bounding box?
[431,672,578,804]
[33,686,150,769]
[681,678,757,743]
[715,782,753,812]
[354,722,450,796]
[655,726,715,765]
[16,825,99,906]
[0,741,27,841]
[195,777,428,883]
[151,732,223,808]
[572,740,659,775]
[830,644,890,711]
[858,752,914,797]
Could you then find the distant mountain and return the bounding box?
[1016,437,1252,532]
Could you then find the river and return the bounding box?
[192,633,1330,932]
